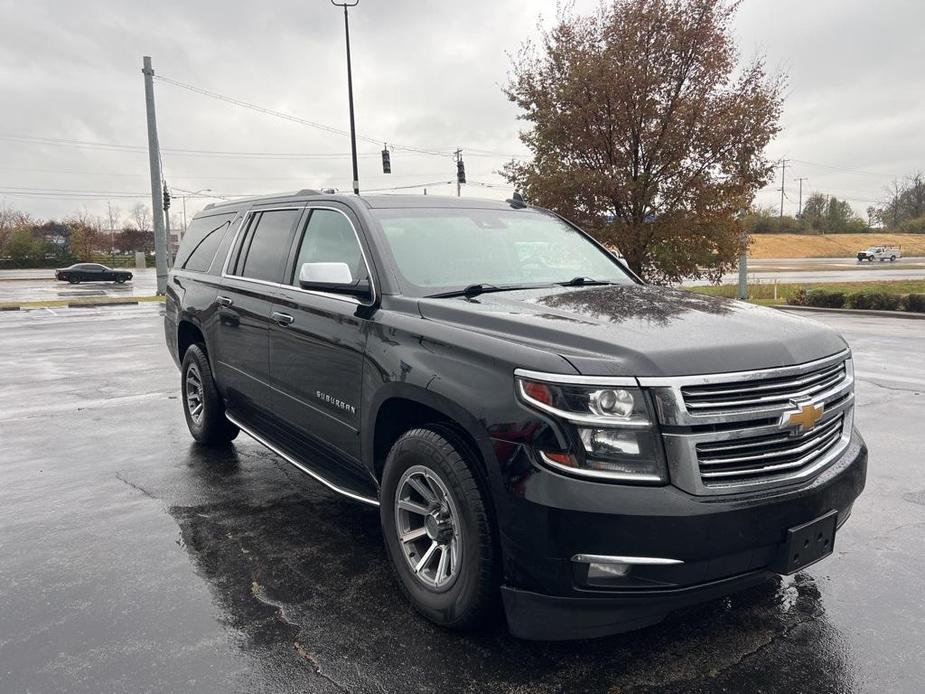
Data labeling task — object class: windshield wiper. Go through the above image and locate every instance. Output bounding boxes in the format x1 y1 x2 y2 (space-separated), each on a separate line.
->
558 276 615 287
428 283 529 299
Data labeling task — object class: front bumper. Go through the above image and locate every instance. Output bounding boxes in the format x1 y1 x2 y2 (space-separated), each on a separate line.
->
494 429 867 640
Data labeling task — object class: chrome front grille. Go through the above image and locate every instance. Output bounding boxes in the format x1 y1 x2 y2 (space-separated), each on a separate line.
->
696 413 844 487
681 360 846 414
640 350 855 495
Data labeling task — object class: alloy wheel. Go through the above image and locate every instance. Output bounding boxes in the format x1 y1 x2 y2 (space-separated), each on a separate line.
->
393 464 461 592
185 363 205 424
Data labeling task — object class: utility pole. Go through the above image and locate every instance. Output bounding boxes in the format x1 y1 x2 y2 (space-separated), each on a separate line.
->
778 159 789 222
795 177 808 217
737 229 748 300
142 56 168 295
332 0 360 195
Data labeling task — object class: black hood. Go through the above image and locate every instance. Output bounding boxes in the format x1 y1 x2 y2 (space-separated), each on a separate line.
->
416 284 847 377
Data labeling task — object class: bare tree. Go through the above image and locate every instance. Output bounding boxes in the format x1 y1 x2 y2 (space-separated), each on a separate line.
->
129 203 151 232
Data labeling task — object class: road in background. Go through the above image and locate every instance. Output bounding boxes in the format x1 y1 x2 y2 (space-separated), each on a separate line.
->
0 267 157 303
3 256 925 303
0 305 922 692
684 256 925 286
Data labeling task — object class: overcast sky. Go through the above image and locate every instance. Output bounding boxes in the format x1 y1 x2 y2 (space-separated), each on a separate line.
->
1 0 923 226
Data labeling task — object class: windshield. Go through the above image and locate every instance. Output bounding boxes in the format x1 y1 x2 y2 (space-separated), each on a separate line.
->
371 207 635 297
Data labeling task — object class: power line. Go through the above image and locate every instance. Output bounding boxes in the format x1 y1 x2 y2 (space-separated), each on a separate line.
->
363 180 455 192
154 74 454 157
0 134 384 160
789 158 902 179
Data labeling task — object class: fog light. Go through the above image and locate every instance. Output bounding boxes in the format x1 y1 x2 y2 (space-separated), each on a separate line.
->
588 561 632 579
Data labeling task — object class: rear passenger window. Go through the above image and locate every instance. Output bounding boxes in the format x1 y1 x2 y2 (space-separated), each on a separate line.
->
238 209 300 283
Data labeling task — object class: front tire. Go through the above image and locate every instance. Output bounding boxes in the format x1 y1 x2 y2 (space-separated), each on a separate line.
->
181 343 239 445
69 276 80 284
380 426 499 631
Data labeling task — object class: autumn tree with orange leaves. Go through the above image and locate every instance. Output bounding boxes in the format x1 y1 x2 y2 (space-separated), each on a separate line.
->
504 0 784 283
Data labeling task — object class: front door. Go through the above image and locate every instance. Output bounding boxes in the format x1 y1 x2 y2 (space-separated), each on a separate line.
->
269 206 373 464
210 206 303 416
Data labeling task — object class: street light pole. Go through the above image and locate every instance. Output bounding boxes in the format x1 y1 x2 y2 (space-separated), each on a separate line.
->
332 0 360 195
181 188 211 239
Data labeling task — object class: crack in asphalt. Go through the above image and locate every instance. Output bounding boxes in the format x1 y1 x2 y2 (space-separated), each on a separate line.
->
250 581 352 693
114 471 159 501
684 610 823 689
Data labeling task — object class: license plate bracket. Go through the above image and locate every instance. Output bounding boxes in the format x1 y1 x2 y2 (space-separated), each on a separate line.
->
774 510 838 574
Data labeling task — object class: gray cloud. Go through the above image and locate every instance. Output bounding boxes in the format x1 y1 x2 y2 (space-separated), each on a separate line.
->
1 0 922 224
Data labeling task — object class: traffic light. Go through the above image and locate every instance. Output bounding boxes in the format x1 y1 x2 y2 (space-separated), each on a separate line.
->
162 185 171 211
456 156 466 184
381 147 391 174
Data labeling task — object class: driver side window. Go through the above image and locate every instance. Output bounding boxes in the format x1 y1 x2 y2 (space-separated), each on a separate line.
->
291 209 366 286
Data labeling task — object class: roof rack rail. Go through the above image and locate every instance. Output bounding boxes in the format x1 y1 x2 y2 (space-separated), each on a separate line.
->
203 202 215 210
296 188 322 196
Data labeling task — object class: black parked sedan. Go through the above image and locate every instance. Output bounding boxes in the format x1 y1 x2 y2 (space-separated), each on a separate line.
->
55 263 133 284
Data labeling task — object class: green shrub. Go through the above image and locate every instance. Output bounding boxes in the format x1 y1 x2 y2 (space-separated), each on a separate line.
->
904 293 925 313
845 292 902 311
898 215 925 234
787 287 808 306
805 290 845 308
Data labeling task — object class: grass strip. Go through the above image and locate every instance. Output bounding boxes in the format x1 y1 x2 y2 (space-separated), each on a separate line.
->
0 295 164 310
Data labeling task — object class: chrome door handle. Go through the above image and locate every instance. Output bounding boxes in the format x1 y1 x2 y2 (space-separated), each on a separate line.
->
272 311 294 327
217 295 234 307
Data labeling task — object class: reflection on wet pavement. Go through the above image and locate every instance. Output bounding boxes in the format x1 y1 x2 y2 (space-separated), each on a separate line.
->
1 304 923 692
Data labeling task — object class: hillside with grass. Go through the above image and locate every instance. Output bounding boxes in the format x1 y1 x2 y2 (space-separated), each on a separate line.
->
748 234 925 258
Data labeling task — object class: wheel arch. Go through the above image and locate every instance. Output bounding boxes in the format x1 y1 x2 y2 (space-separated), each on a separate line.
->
177 317 207 363
366 384 494 488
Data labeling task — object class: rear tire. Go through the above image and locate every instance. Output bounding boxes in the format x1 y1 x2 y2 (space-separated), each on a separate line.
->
181 343 239 445
380 426 499 631
890 255 897 262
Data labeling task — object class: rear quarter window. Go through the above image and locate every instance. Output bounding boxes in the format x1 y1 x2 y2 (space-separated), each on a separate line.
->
176 213 237 272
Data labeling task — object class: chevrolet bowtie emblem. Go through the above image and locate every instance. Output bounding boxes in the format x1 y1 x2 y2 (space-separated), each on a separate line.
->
780 401 825 434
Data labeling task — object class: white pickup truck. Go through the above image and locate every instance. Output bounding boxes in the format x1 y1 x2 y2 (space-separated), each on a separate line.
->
857 245 902 262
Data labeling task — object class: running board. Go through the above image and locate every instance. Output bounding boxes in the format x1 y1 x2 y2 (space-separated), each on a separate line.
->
226 413 380 507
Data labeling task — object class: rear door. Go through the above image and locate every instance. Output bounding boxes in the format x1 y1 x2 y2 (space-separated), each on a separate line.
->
211 205 304 416
268 205 374 464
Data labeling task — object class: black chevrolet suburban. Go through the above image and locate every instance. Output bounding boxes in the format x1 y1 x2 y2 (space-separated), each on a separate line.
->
164 191 866 640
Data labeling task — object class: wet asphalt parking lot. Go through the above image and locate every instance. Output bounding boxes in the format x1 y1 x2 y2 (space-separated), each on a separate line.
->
1 304 924 693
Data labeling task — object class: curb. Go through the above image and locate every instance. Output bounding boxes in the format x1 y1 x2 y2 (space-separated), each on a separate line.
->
774 305 925 320
0 297 160 312
68 301 140 309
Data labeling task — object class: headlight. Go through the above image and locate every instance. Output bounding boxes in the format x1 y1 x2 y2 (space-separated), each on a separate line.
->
515 372 667 484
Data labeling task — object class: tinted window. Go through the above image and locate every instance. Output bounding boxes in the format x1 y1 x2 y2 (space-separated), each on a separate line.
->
176 212 236 270
239 209 300 282
290 209 366 285
183 221 232 272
